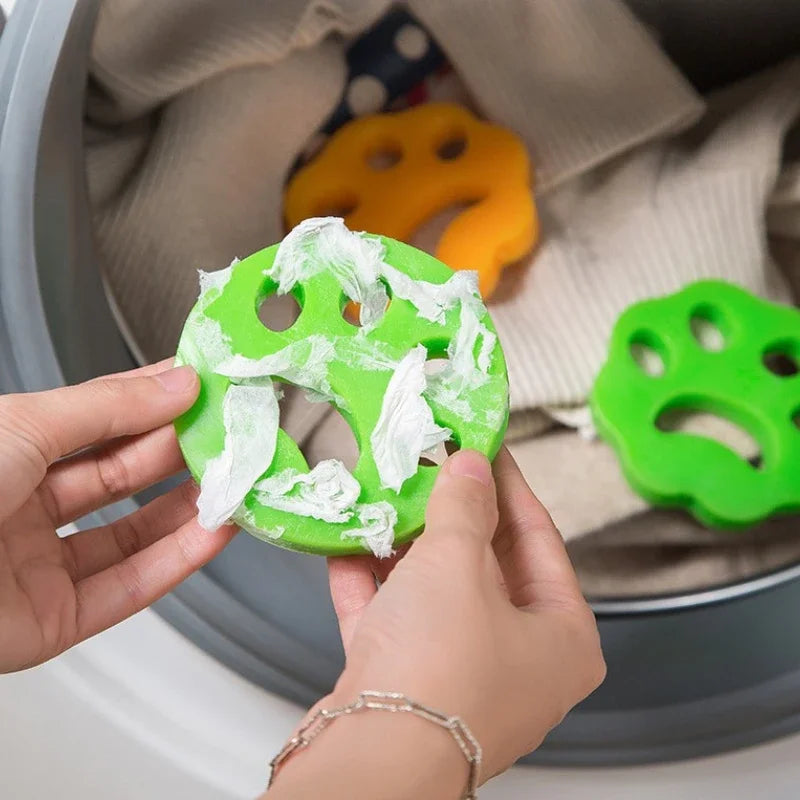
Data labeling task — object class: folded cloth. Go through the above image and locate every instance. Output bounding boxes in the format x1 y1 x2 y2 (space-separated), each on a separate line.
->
87 0 391 363
88 0 389 123
508 431 645 542
493 58 800 411
88 0 702 364
91 45 349 364
504 409 556 443
569 510 800 598
507 413 762 543
407 0 703 192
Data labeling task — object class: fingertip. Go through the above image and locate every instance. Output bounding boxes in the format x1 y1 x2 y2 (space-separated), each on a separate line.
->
441 449 493 487
491 445 520 479
185 517 238 561
327 555 378 651
425 450 498 546
154 365 199 395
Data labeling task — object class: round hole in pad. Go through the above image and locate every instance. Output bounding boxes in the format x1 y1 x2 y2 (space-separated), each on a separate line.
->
174 218 509 557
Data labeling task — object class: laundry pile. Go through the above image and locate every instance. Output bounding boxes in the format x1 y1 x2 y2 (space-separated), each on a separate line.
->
84 0 800 597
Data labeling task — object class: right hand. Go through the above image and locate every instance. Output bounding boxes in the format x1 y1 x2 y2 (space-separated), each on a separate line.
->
327 446 606 781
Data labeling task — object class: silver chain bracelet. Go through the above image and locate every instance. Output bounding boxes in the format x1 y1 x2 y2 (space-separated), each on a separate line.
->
268 690 482 798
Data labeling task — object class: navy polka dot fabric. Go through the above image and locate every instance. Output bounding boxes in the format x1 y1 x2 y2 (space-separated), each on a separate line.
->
322 8 446 135
292 9 448 171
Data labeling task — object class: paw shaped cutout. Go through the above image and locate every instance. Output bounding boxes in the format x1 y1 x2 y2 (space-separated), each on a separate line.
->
590 280 800 528
284 103 538 298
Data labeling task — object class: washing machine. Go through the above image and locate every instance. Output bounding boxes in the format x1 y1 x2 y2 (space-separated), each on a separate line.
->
2 0 800 797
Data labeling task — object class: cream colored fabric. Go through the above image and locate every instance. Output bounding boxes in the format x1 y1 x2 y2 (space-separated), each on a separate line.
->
88 0 389 123
507 414 760 543
508 432 645 542
570 512 800 598
502 60 800 556
88 0 702 365
504 409 555 443
492 58 800 410
87 0 391 362
91 46 346 363
407 0 703 192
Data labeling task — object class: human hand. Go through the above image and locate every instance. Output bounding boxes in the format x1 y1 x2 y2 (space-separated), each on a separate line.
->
0 360 236 672
322 447 605 785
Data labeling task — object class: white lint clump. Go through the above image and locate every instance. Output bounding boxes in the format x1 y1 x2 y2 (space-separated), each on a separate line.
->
380 264 479 324
238 507 285 540
425 301 498 423
334 336 399 372
253 459 361 524
184 314 234 373
254 461 399 557
371 345 451 492
342 501 398 558
184 262 241 371
216 335 342 405
269 217 389 332
197 381 280 531
198 257 239 307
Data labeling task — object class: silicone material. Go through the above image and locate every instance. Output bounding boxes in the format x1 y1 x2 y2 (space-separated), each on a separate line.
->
284 103 537 298
591 280 800 528
175 236 509 555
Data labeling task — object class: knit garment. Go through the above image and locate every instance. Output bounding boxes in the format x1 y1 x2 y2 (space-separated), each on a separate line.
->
87 0 390 363
87 0 703 366
407 0 703 192
491 58 800 410
569 510 800 599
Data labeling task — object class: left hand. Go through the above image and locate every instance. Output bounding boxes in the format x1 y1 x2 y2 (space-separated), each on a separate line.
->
0 360 236 672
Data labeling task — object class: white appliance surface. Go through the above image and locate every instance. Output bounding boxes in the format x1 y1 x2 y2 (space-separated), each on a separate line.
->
1 607 799 800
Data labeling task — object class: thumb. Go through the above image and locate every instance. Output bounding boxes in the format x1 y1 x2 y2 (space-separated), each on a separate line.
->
422 449 499 548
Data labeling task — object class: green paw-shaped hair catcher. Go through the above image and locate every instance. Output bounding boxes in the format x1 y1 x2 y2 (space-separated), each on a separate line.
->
175 218 509 556
591 280 800 528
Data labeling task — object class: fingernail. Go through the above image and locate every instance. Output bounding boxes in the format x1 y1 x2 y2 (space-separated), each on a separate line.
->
445 450 492 486
156 365 197 393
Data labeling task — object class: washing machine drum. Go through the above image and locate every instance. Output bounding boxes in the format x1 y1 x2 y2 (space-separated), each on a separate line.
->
2 0 800 767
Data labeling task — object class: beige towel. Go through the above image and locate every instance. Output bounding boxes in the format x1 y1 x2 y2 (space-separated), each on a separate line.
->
88 0 391 362
570 511 800 598
92 46 347 364
88 0 389 123
407 0 703 192
500 60 800 570
492 58 800 411
87 0 703 364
